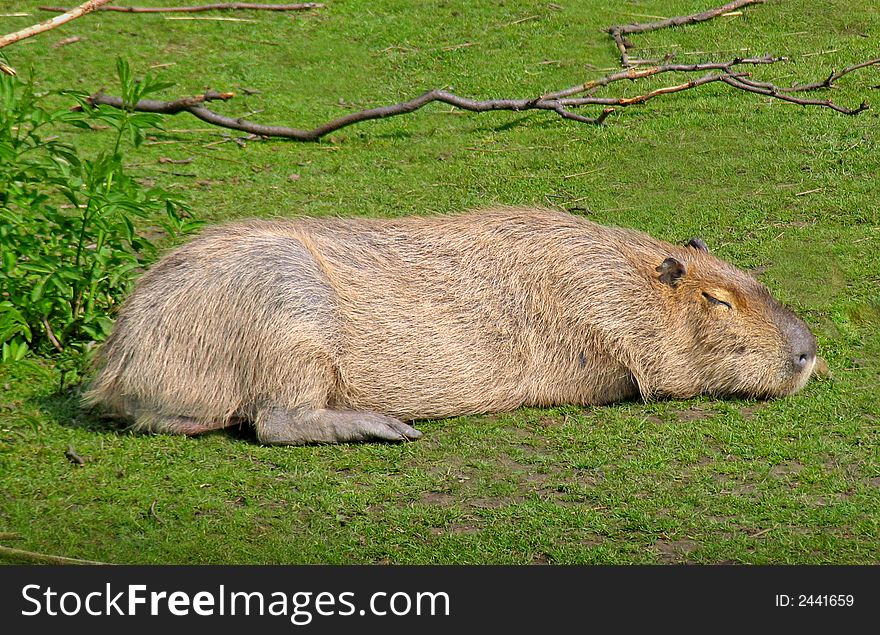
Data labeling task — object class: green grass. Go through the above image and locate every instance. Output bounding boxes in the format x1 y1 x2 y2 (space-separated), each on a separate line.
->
1 0 878 564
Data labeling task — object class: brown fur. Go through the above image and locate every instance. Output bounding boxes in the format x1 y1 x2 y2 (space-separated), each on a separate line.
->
84 207 817 444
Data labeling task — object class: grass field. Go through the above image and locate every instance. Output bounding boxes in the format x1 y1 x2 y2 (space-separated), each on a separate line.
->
0 0 878 564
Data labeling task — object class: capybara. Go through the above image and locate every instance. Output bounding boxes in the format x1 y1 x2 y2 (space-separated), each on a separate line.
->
84 207 817 445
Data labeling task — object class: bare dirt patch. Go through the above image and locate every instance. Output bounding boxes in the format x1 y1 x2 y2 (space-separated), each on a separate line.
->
806 491 853 506
770 460 805 478
450 523 480 534
738 403 767 420
537 416 562 428
581 535 605 547
674 405 717 423
733 483 757 495
421 492 455 505
470 497 522 509
494 453 536 474
654 538 700 563
522 472 551 488
430 523 480 536
715 477 758 497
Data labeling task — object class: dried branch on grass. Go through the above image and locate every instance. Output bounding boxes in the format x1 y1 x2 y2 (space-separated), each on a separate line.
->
608 0 766 67
84 54 877 142
0 0 111 58
38 3 324 12
85 89 617 141
0 544 109 565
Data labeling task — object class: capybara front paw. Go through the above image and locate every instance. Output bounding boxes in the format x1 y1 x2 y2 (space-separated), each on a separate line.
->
351 413 423 442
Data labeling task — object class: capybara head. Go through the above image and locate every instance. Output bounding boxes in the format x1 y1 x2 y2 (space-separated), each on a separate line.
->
637 237 817 400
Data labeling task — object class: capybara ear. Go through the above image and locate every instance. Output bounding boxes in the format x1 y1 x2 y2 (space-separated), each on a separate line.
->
656 257 686 287
685 237 709 253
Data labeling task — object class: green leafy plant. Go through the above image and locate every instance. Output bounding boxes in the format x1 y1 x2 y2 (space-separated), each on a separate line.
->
0 59 201 382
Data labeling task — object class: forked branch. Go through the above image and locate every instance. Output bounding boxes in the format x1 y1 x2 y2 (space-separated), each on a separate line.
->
607 0 766 67
82 53 876 141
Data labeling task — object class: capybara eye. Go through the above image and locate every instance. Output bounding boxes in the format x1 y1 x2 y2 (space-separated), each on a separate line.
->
702 292 732 309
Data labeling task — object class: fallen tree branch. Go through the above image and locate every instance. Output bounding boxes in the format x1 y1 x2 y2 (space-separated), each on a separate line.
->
38 3 324 12
84 58 874 141
0 0 112 50
608 0 765 67
86 89 617 141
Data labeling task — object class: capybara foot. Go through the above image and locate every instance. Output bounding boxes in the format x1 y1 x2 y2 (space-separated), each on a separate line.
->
256 406 422 445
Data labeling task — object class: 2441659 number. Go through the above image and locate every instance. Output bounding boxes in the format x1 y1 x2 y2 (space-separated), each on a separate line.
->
775 594 854 607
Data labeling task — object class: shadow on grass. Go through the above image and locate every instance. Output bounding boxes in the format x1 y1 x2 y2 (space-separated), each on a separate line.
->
32 386 259 443
35 387 425 447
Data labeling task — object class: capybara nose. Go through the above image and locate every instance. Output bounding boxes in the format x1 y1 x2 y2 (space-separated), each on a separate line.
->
786 318 817 373
794 350 815 370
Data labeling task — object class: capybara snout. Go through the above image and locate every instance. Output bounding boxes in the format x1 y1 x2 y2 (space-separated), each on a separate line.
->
782 313 818 374
85 207 817 445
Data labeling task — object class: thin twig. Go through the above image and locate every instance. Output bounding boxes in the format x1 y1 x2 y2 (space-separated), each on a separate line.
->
496 15 539 28
608 0 766 67
149 500 164 524
0 544 110 565
38 3 324 13
41 316 64 352
158 156 195 164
